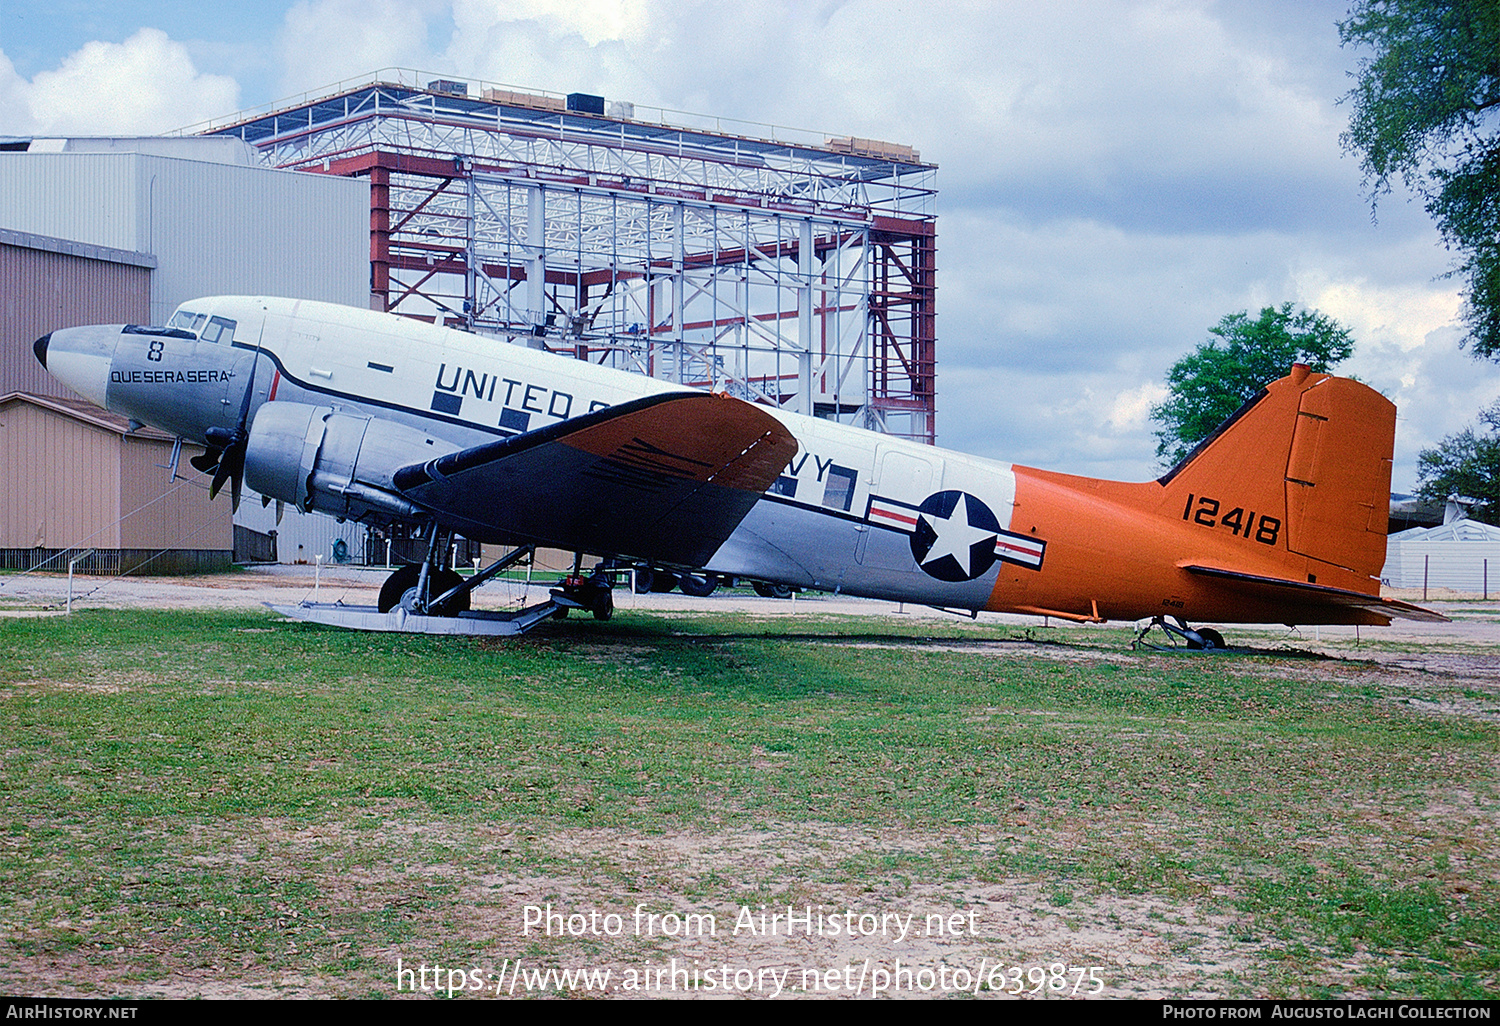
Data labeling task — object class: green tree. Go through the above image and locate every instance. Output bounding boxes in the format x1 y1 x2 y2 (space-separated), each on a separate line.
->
1416 400 1500 522
1340 0 1500 357
1151 304 1355 468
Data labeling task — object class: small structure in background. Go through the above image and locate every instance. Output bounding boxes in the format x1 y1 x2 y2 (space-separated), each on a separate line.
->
1383 508 1500 598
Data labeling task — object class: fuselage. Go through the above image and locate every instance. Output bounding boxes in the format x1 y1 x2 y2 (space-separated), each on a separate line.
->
36 295 1393 625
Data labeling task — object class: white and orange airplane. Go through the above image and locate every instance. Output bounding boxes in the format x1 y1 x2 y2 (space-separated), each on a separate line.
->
34 296 1444 641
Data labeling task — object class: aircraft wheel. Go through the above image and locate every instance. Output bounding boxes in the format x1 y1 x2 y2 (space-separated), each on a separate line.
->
378 564 421 613
1198 627 1226 650
632 566 655 594
649 572 678 593
552 606 569 619
752 581 794 599
677 573 718 598
377 564 470 614
591 586 614 621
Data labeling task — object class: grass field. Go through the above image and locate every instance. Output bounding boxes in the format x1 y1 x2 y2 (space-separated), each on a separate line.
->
0 607 1495 999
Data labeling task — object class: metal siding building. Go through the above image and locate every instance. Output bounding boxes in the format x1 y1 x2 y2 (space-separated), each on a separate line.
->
0 229 154 399
0 393 233 573
1382 519 1500 595
0 140 369 571
0 148 369 322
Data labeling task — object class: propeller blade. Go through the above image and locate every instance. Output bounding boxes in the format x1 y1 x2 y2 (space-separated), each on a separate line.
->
220 440 247 513
189 448 222 474
274 500 284 525
202 345 263 511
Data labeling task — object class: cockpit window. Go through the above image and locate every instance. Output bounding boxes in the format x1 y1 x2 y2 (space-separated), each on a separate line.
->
199 316 237 344
167 310 237 343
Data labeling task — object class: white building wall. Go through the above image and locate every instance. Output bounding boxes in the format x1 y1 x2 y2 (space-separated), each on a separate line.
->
1382 541 1500 592
0 153 142 252
1381 521 1500 593
132 154 368 323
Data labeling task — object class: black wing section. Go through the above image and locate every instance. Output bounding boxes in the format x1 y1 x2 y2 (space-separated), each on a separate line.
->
1183 565 1449 624
393 391 799 567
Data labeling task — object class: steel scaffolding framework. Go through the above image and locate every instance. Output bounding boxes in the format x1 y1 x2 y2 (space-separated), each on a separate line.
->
200 72 938 440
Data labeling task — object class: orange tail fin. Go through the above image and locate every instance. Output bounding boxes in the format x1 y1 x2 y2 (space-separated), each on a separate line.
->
1155 364 1395 588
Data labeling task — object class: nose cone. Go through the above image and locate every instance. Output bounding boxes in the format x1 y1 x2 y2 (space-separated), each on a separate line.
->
38 325 119 409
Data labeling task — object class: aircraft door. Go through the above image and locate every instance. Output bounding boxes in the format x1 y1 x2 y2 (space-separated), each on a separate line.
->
856 446 942 570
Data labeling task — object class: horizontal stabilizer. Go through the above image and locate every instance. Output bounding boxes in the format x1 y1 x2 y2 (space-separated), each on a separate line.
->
392 391 798 567
1182 565 1449 624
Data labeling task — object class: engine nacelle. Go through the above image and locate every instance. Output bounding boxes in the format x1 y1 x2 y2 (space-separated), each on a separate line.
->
243 402 452 522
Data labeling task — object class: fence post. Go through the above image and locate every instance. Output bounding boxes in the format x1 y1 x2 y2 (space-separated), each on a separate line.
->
1423 553 1429 602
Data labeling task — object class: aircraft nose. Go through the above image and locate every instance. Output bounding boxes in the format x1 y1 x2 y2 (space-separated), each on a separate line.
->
38 324 119 409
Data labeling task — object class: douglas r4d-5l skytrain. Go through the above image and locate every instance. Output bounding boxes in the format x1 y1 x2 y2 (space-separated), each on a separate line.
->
34 296 1445 642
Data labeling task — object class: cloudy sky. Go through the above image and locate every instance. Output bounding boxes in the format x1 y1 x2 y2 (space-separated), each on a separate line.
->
3 0 1496 489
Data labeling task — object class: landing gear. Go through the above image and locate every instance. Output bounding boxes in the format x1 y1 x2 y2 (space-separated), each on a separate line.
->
279 535 564 635
377 563 421 613
1194 627 1226 650
375 525 505 615
377 565 472 615
1132 616 1228 651
550 569 615 621
752 581 794 599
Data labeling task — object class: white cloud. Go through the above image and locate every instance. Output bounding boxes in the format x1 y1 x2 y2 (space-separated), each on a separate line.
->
1107 380 1170 432
451 0 652 48
1 28 239 136
277 0 444 96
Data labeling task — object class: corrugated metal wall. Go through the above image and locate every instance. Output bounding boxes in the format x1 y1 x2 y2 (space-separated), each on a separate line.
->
234 492 366 565
0 154 141 250
137 156 369 323
0 151 368 324
0 398 122 549
1 144 368 568
0 242 150 398
118 436 232 551
0 397 233 569
1382 542 1500 592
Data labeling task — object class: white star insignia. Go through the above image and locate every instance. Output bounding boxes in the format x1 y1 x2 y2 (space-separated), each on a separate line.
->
918 493 998 578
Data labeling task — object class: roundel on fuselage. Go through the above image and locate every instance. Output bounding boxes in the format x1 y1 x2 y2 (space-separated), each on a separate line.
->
910 490 1001 582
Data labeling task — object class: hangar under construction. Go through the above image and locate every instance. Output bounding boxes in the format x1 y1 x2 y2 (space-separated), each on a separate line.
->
198 72 938 443
1 71 937 573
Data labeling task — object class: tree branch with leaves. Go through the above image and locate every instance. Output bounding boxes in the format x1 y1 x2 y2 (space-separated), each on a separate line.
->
1151 304 1355 468
1340 0 1500 357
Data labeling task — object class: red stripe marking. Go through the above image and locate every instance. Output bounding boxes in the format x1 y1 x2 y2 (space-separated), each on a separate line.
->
995 539 1042 556
268 370 281 401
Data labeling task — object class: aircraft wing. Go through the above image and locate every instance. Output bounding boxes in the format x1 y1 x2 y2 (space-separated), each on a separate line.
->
1182 565 1450 624
391 391 798 567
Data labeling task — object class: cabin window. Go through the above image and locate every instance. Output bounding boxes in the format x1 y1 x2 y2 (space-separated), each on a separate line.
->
821 465 858 512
